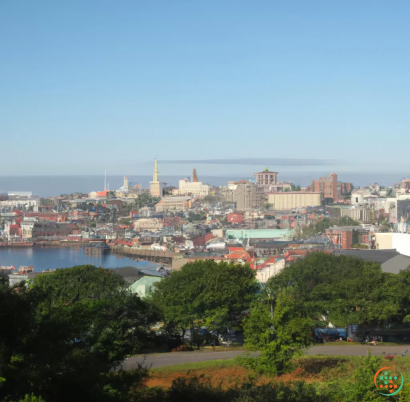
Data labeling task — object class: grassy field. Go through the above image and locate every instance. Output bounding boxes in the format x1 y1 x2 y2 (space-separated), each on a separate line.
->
148 357 248 388
148 354 410 389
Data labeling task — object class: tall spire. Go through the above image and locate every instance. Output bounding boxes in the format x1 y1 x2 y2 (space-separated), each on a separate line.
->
193 168 198 182
153 158 158 183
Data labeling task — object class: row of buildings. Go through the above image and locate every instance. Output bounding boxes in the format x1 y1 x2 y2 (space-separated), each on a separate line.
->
4 160 410 289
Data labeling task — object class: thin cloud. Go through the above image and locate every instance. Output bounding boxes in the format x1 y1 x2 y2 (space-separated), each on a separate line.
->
158 158 341 166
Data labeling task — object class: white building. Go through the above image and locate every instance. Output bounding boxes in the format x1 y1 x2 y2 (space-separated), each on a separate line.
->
20 220 36 239
255 259 286 283
0 199 39 211
173 178 210 197
375 233 410 256
134 218 163 232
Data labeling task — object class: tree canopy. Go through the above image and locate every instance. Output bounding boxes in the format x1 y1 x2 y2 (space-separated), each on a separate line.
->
149 260 260 338
134 193 161 209
297 216 360 239
243 252 410 373
0 265 153 402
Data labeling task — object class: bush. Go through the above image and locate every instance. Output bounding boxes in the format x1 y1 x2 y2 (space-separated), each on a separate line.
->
132 376 330 402
171 345 194 352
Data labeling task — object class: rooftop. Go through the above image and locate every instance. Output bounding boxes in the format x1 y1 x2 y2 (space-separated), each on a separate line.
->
255 168 278 174
335 249 399 264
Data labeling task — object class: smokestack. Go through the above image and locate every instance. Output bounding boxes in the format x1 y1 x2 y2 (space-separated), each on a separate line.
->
193 168 198 182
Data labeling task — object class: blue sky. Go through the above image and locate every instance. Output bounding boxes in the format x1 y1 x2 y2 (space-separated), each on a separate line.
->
2 0 410 182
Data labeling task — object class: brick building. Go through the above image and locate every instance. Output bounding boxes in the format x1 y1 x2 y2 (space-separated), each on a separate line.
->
23 212 68 222
163 216 183 227
254 168 278 186
192 233 215 248
325 226 354 249
308 173 352 203
309 173 338 203
32 222 79 238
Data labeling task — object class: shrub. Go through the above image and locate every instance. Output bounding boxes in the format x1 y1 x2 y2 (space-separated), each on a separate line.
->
171 345 194 352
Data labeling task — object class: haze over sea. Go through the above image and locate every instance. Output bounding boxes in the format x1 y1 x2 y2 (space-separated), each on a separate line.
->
0 173 407 197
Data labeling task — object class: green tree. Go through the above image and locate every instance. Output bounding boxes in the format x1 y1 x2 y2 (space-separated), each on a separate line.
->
262 202 273 210
243 252 410 374
187 212 207 222
299 216 360 239
290 184 301 191
149 261 260 341
243 298 273 350
107 191 116 199
134 193 160 209
243 288 317 374
0 265 153 402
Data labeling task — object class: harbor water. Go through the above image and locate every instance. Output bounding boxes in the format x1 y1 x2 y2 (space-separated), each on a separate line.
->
0 247 161 273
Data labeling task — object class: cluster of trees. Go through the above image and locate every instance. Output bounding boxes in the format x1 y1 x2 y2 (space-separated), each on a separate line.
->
295 216 360 240
0 265 154 402
187 212 207 222
39 198 54 206
4 255 410 401
133 194 161 209
203 194 225 204
115 194 160 221
289 184 301 191
0 261 261 401
243 252 410 374
149 261 260 343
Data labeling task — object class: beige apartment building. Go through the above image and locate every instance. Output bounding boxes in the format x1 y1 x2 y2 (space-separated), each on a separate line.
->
234 182 265 210
155 196 192 212
133 218 163 232
268 192 321 210
172 178 210 196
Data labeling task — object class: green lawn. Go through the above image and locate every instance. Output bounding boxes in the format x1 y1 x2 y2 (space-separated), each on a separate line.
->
151 357 240 373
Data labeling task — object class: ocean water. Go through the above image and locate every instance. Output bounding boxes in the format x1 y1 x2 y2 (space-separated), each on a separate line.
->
0 175 250 197
0 247 161 272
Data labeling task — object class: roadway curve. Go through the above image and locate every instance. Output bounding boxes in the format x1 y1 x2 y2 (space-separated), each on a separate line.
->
123 345 410 370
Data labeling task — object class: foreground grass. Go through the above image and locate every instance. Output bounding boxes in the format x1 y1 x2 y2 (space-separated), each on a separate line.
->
151 357 240 373
148 353 410 389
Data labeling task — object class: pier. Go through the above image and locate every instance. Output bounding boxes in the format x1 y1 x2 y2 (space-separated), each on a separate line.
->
108 246 178 266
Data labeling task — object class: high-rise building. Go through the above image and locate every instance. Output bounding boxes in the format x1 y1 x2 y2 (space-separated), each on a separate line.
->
254 168 278 186
149 159 164 197
233 182 265 210
309 173 338 202
308 173 352 203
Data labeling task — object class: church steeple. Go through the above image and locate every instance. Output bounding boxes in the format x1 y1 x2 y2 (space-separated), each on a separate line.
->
153 158 158 183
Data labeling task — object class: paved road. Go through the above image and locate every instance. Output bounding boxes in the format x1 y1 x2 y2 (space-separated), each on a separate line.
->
122 350 259 370
122 345 410 370
306 345 410 356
